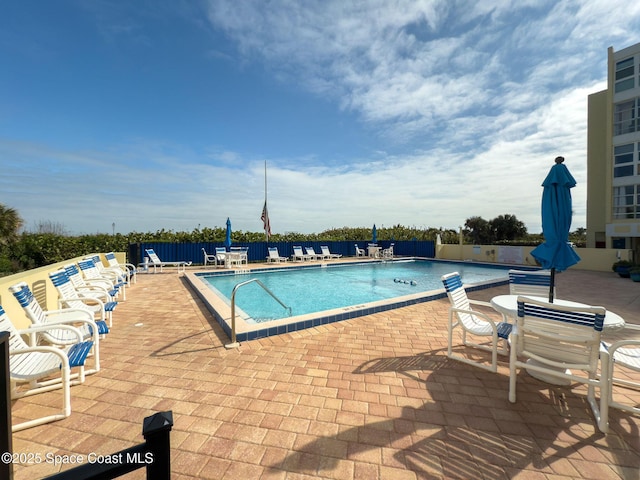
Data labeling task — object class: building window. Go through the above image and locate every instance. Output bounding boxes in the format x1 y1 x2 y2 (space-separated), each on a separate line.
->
614 99 636 135
615 57 635 93
613 185 639 219
614 143 635 177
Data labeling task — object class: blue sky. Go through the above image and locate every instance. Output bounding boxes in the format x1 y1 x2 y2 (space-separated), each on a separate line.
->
2 1 640 235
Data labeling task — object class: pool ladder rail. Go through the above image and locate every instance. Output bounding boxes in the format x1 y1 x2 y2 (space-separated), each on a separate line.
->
226 278 292 349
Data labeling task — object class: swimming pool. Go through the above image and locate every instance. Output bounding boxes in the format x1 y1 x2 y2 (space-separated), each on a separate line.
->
185 258 512 343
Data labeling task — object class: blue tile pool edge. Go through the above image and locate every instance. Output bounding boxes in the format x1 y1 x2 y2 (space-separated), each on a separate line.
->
184 258 512 343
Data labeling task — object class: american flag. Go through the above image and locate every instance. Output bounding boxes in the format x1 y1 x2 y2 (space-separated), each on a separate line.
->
261 201 271 240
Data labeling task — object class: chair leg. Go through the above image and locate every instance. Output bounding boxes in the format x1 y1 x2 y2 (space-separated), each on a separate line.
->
508 333 518 403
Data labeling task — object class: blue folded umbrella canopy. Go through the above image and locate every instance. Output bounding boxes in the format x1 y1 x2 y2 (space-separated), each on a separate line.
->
225 217 232 249
530 157 581 301
372 224 377 244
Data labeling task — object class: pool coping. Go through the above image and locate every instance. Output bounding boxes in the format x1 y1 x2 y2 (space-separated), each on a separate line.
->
184 257 514 344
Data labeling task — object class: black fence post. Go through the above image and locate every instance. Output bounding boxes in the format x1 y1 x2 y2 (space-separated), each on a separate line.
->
143 411 173 480
0 331 13 480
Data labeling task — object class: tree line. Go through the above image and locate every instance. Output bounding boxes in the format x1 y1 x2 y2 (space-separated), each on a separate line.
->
0 204 585 275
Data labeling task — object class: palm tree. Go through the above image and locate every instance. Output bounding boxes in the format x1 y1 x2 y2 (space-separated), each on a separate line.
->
0 204 23 246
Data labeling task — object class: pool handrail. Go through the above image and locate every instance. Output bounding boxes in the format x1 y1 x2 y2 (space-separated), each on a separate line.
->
227 278 291 349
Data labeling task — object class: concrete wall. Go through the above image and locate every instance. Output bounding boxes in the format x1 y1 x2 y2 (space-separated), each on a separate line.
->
435 244 632 272
0 252 125 330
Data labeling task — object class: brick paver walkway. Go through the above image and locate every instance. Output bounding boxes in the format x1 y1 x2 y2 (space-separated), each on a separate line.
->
9 266 640 479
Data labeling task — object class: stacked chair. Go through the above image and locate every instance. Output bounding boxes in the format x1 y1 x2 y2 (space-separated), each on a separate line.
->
4 253 138 431
1 305 93 431
49 268 118 327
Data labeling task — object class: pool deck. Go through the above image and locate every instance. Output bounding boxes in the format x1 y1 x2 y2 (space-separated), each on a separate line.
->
9 262 640 479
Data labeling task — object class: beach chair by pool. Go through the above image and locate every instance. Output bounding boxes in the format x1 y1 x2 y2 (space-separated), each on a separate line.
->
144 248 192 273
10 282 103 375
508 270 554 297
202 248 218 266
321 246 342 259
382 243 394 259
354 244 365 257
64 263 119 301
105 251 137 284
78 258 126 300
604 323 640 416
292 246 312 262
510 296 610 433
49 269 117 327
305 246 328 260
441 272 512 373
85 254 130 287
0 305 93 431
267 247 288 262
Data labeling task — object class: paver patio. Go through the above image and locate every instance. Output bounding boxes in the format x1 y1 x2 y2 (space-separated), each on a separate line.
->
8 264 640 479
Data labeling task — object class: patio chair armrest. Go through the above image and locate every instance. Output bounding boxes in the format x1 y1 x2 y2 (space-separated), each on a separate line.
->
468 299 493 308
18 324 84 345
59 296 105 308
45 308 94 321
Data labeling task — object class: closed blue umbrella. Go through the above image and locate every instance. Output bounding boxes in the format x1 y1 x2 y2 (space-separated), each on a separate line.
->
372 224 377 244
225 218 232 249
530 157 580 302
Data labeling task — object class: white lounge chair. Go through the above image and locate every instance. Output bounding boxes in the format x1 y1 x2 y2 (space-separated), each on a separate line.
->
321 246 342 259
0 305 93 431
267 247 288 262
10 282 102 375
49 269 117 327
441 272 512 373
105 252 137 284
144 248 192 273
354 244 365 257
305 246 327 260
509 296 610 433
292 246 312 262
604 324 640 416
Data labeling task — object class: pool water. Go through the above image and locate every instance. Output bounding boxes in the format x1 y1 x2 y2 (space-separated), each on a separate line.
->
201 260 509 324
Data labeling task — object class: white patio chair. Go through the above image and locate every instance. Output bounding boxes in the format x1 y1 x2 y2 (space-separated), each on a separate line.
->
64 263 119 301
354 244 365 257
85 254 129 287
49 269 117 327
105 251 137 284
321 246 342 259
10 282 102 375
1 305 93 431
78 258 126 300
604 324 640 416
267 247 288 262
508 269 554 297
382 243 394 259
202 248 218 266
509 296 610 433
441 272 512 372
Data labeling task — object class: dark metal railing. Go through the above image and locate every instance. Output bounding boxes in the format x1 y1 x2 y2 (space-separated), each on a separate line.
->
45 411 173 480
1 331 13 480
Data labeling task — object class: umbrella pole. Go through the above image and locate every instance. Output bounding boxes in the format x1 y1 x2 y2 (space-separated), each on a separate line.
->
549 268 555 303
